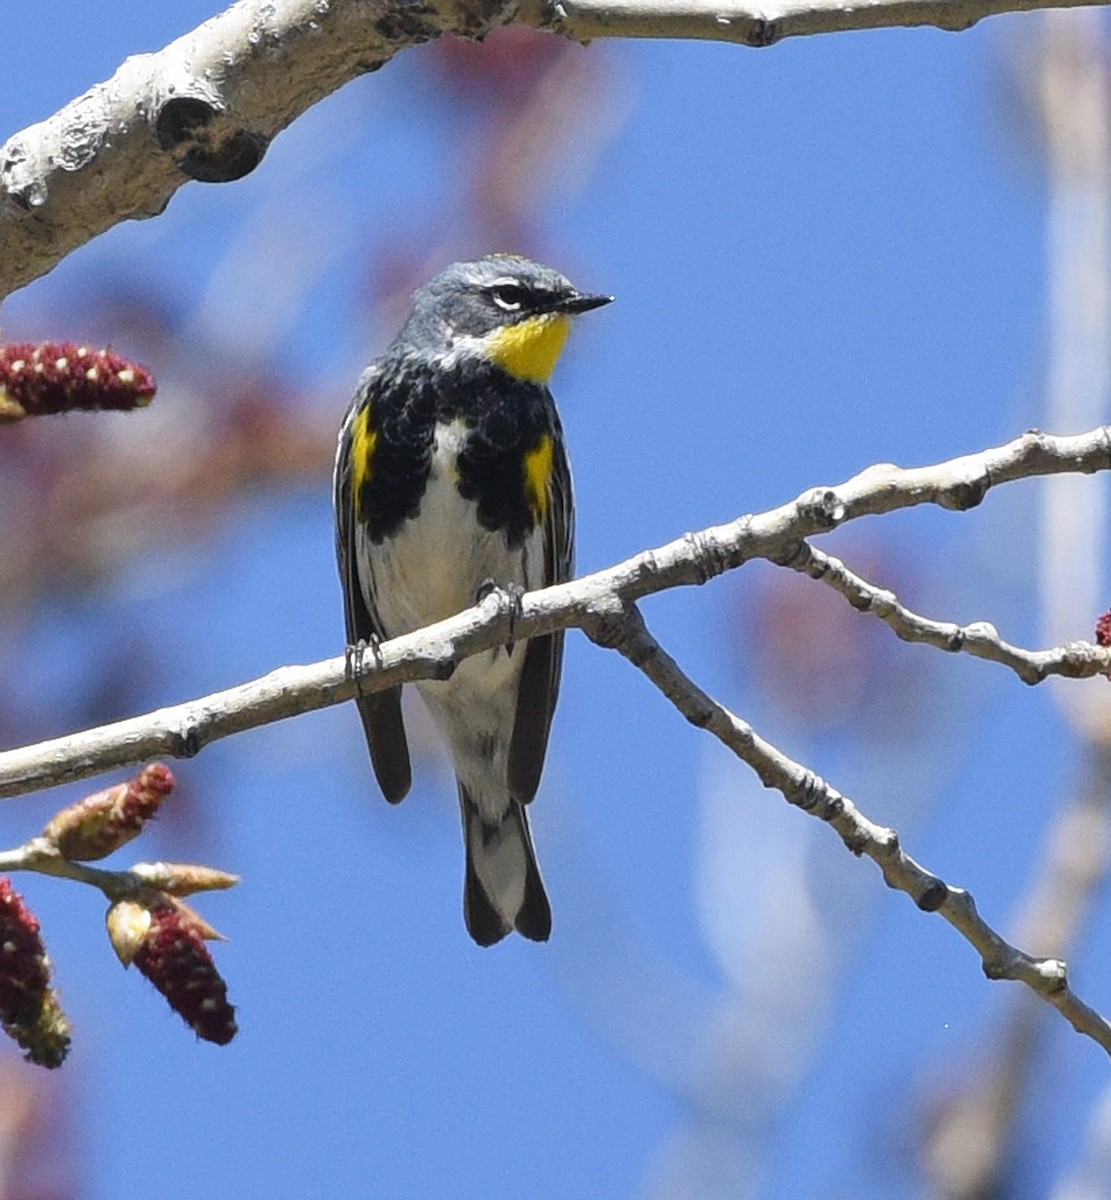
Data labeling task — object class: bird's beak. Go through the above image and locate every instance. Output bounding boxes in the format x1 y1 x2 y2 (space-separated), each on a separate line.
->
558 292 614 315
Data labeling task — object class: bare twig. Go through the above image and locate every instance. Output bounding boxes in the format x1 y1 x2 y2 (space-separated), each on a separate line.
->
0 840 159 899
925 745 1111 1198
582 597 1111 1058
0 839 237 904
788 541 1095 685
515 0 1108 45
2 426 1111 798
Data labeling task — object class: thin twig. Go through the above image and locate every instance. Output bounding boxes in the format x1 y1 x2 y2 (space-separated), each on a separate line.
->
582 596 1111 1059
0 839 157 900
788 541 1101 684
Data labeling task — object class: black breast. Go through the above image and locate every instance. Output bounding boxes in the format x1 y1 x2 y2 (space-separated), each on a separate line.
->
357 354 556 548
454 362 554 548
356 357 437 544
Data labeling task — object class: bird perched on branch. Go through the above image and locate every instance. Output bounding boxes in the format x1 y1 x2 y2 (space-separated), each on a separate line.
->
334 254 611 945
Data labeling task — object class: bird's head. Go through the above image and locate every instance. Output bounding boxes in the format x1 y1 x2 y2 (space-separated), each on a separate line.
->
401 254 612 383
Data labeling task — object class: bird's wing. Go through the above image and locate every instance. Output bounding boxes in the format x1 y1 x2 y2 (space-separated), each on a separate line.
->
507 418 574 804
334 373 412 803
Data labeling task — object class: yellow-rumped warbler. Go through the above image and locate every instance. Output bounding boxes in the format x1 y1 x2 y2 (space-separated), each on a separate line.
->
334 255 611 945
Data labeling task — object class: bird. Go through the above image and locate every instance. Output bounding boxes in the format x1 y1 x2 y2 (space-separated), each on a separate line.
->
334 254 612 945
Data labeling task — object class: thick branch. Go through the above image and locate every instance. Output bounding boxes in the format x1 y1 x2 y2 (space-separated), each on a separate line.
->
0 0 512 299
2 427 1111 798
5 0 1111 296
584 597 1111 1058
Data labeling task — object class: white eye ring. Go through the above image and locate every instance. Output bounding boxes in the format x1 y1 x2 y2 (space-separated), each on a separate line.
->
491 283 526 312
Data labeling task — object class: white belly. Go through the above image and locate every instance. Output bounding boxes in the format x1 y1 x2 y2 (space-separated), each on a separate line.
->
354 419 545 819
356 418 543 639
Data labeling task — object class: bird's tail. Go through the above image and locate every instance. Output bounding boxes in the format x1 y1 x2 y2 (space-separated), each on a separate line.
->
459 785 551 947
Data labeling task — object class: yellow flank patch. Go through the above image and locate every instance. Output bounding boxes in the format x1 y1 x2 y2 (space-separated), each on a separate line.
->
351 405 377 520
487 314 571 383
523 433 554 524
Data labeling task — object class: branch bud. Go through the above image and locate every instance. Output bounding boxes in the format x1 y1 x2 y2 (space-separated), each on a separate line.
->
0 879 70 1068
105 899 153 967
112 900 236 1045
0 342 156 421
44 763 175 861
129 862 240 896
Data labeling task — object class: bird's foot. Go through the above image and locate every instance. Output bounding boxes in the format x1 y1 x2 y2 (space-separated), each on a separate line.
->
345 635 384 697
476 579 525 656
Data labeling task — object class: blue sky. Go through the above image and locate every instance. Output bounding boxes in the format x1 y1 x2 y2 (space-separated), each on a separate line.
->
0 4 1102 1198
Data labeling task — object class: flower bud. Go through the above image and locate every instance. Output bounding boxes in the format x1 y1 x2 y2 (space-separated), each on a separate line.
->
0 879 70 1068
105 899 153 968
129 862 240 897
16 991 72 1071
1096 611 1111 679
127 903 236 1045
0 342 155 421
44 763 174 861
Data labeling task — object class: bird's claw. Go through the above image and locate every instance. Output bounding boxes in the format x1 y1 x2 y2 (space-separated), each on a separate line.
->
476 580 525 656
346 635 384 698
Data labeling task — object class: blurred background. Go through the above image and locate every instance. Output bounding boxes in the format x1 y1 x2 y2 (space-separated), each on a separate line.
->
0 3 1108 1197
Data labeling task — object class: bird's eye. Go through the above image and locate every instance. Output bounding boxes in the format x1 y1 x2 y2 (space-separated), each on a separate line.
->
490 284 527 312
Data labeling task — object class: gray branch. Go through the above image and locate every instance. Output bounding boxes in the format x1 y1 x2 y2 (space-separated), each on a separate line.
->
789 540 1100 684
583 597 1111 1058
516 0 1104 45
0 0 511 299
3 0 1110 298
1 426 1110 1051
1 425 1110 799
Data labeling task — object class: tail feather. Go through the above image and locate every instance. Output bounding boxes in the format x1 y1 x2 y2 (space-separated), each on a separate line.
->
356 686 411 804
460 785 551 946
464 848 511 948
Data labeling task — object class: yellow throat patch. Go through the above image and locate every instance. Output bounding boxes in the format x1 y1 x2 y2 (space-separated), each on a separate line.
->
486 314 572 383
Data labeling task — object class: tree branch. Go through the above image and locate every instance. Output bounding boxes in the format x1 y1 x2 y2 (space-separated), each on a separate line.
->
515 0 1107 47
789 540 1094 685
0 0 512 299
1 426 1110 799
4 426 1111 1050
583 597 1111 1058
5 0 1111 298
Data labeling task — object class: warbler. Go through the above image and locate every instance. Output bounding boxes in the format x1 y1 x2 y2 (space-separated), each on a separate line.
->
334 254 611 945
